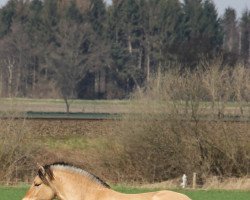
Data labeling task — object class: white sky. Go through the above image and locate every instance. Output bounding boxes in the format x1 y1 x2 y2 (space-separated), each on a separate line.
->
0 0 250 18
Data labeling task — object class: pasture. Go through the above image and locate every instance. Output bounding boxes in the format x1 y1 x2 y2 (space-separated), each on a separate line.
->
1 186 250 200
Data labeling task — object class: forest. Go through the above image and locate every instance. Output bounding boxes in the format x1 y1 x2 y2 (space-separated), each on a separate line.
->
0 0 249 100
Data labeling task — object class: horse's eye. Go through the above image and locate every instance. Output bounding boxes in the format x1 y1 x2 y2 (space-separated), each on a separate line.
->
34 183 42 187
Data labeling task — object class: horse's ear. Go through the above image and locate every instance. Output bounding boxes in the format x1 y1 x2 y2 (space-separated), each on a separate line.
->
37 163 46 176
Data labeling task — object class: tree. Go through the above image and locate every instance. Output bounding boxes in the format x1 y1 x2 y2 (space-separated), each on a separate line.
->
47 20 90 113
0 20 34 97
180 0 222 67
155 0 184 69
239 9 250 65
200 0 222 57
221 7 239 65
107 0 149 96
0 0 16 37
43 0 59 27
88 0 106 36
65 0 83 23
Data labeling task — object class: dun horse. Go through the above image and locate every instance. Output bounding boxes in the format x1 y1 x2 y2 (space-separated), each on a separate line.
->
23 162 191 200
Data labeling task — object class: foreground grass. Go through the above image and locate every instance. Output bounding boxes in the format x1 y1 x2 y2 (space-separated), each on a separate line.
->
0 186 27 200
114 186 250 200
2 186 250 200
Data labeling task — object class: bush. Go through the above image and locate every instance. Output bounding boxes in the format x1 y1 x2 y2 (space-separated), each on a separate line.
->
0 112 38 184
97 63 250 184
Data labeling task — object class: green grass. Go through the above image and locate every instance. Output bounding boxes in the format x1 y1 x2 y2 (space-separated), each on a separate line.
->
0 186 27 200
183 190 250 200
43 135 108 151
114 186 250 200
1 97 250 115
4 186 250 200
0 98 131 114
0 98 130 105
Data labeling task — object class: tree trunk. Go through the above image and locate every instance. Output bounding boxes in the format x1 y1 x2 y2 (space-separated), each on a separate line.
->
7 58 14 97
146 53 150 82
32 65 36 95
146 39 151 83
138 49 142 69
64 97 70 114
128 35 132 54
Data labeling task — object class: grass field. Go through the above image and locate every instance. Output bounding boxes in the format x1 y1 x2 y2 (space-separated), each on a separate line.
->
0 97 249 117
0 98 131 113
1 186 250 200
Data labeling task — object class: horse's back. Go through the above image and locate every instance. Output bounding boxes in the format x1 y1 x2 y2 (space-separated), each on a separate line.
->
152 190 191 200
112 190 191 200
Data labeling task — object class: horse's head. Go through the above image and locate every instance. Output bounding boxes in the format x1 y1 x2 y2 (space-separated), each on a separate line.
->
22 164 56 200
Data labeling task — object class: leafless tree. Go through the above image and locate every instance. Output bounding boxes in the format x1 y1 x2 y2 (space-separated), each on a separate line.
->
47 20 92 113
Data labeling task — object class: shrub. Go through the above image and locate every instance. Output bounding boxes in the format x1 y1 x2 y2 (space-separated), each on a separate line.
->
97 63 250 184
0 112 38 184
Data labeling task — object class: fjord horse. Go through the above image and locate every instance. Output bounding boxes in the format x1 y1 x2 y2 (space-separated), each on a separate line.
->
23 162 191 200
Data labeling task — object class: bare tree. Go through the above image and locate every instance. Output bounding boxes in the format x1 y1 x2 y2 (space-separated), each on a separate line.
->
47 20 93 113
0 20 37 98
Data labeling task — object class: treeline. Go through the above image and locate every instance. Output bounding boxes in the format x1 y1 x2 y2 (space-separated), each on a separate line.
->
0 0 249 99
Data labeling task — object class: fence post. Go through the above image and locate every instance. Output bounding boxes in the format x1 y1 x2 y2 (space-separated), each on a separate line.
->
15 166 18 183
192 172 197 189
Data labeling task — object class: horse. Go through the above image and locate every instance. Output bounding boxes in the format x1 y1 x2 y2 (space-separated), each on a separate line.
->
22 162 192 200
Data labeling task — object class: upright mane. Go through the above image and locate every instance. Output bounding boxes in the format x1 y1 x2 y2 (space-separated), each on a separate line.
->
42 162 110 189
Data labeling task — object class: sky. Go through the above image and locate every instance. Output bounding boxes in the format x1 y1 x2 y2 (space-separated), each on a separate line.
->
0 0 250 18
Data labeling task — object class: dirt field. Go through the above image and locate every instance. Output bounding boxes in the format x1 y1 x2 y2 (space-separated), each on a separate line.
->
25 118 119 136
1 117 248 136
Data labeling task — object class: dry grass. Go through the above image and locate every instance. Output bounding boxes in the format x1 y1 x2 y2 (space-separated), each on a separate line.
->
125 177 250 191
202 177 250 190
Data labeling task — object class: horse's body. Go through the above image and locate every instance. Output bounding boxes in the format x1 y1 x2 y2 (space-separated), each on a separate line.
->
23 162 191 200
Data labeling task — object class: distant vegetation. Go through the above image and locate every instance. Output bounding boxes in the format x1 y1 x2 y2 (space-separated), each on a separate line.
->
0 0 249 101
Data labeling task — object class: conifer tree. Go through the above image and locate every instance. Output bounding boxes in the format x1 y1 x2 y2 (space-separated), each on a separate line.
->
88 0 106 36
0 0 16 37
221 7 239 65
157 0 183 68
180 0 221 67
65 1 83 23
239 9 250 65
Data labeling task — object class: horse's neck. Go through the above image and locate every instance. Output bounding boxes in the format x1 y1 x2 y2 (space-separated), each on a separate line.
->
52 169 109 200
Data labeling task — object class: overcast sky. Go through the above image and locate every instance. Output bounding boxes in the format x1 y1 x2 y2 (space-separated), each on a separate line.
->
0 0 250 18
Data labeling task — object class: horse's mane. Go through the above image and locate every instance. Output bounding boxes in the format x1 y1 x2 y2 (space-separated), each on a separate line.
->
43 162 110 189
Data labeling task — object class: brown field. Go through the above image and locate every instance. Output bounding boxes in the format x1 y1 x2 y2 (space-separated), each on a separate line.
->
0 117 248 137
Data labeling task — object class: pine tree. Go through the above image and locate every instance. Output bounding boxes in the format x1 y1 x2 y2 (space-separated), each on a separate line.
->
221 7 239 65
107 0 145 95
43 0 60 28
201 0 222 56
157 0 184 68
65 1 83 23
88 0 106 36
180 0 222 67
0 0 16 37
239 9 250 65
